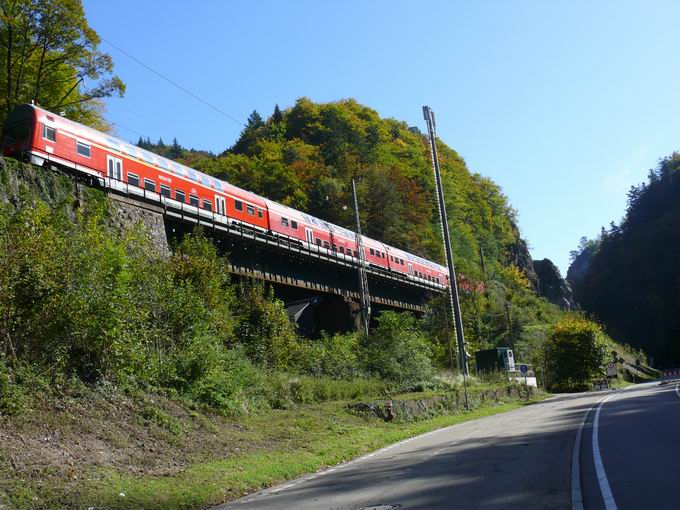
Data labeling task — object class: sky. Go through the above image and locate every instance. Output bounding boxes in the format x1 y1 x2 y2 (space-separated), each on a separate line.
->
83 0 680 274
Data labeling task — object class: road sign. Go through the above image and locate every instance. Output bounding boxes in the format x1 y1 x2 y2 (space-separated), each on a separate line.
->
519 364 528 374
606 362 617 377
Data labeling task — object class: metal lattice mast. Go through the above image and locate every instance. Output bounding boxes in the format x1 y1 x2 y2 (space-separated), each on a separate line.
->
422 106 469 376
352 178 371 336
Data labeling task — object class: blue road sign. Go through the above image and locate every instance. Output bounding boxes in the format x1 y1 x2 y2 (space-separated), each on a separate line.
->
519 364 528 374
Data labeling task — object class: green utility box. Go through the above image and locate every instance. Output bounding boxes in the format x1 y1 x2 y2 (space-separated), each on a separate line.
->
475 347 515 373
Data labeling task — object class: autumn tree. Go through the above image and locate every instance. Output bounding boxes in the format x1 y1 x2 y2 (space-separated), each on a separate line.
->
0 0 125 130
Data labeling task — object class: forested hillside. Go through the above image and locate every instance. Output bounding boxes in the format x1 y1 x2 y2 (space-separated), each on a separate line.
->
137 98 572 366
568 153 680 366
148 99 517 281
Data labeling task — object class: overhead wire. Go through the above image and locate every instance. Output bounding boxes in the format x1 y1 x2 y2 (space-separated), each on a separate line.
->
109 101 213 153
100 36 245 127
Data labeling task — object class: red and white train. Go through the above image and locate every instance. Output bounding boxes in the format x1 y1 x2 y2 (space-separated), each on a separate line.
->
1 104 448 287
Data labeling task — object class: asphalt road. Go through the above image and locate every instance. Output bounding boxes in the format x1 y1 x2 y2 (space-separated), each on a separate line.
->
218 382 679 510
578 381 680 510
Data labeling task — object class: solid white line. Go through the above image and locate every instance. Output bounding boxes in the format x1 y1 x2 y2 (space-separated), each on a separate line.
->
571 393 611 510
675 383 680 399
592 392 618 510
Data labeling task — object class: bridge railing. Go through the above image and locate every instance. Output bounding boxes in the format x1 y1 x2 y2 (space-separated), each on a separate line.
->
97 174 446 294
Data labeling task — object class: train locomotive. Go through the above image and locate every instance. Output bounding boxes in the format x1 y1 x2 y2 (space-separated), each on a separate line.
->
1 103 449 287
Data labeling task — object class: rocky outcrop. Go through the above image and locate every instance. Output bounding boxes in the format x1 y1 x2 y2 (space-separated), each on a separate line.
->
507 226 539 293
533 258 576 310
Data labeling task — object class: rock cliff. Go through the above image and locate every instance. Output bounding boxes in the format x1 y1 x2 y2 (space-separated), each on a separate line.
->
533 258 576 310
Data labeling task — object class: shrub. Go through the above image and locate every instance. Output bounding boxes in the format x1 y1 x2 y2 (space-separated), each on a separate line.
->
546 315 608 392
233 282 298 370
0 359 27 415
268 373 388 406
294 331 362 379
165 337 269 415
361 311 433 390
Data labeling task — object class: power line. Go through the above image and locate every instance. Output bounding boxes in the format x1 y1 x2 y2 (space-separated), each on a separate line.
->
101 37 245 127
109 101 213 152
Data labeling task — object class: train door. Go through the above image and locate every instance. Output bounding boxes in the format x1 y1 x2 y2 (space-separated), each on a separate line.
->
107 155 122 181
305 227 314 245
408 263 414 276
215 195 226 216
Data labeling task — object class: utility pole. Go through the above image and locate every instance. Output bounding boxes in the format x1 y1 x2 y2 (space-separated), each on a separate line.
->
352 178 371 336
505 302 515 351
422 106 469 377
479 246 487 278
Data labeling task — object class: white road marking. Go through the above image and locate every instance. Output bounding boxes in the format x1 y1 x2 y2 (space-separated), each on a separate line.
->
675 383 680 399
571 393 612 510
592 392 618 510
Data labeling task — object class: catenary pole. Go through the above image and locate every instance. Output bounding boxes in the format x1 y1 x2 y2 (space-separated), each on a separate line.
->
352 178 371 336
422 106 469 378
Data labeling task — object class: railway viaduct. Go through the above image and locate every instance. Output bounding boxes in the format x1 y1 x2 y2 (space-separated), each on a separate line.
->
103 177 446 336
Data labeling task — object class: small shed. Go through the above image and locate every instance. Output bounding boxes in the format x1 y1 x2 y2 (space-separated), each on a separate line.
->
475 347 515 373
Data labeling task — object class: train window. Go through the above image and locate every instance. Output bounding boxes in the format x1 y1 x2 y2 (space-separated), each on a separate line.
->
76 141 91 157
339 246 345 254
323 241 330 248
281 218 289 227
355 250 360 257
187 168 198 181
202 199 212 211
159 159 169 170
247 205 255 215
291 220 298 230
189 195 199 207
175 190 186 203
201 174 211 186
127 173 139 187
332 244 337 251
370 248 374 255
42 124 56 142
235 200 243 211
170 162 182 174
144 178 156 192
436 277 440 284
258 208 263 218
316 238 321 246
142 151 154 164
124 146 137 158
160 184 171 198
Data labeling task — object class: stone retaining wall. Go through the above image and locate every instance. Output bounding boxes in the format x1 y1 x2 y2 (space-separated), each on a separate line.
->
348 385 535 422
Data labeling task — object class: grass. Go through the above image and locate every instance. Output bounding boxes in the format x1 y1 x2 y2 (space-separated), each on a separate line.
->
75 399 542 509
1 387 547 510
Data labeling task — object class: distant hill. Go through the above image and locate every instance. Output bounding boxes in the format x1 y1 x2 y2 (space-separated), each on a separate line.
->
568 153 680 366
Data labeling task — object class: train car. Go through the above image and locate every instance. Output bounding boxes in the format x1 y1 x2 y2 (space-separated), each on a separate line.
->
326 222 358 259
2 104 449 289
265 198 333 248
404 251 448 286
1 103 269 231
361 237 390 270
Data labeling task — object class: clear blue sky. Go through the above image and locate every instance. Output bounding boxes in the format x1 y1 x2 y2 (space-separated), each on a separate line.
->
83 0 680 274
